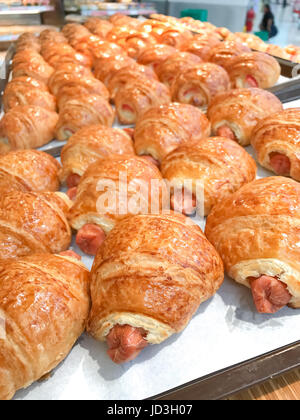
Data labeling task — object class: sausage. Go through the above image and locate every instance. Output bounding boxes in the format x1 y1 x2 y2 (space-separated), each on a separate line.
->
66 173 81 188
122 104 134 113
171 190 196 216
76 223 106 255
59 250 82 261
216 125 237 141
67 187 77 201
106 324 148 364
141 155 160 168
245 74 258 88
249 275 292 314
269 152 291 176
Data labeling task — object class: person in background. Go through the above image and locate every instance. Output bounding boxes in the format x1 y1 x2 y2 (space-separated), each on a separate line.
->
260 4 278 38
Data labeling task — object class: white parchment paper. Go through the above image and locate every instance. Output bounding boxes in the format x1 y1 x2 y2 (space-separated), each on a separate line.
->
13 99 300 400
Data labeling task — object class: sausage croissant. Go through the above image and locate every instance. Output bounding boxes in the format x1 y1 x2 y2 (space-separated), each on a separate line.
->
87 212 224 363
0 150 60 193
0 253 89 400
0 191 72 259
0 105 58 154
251 108 300 181
205 177 300 313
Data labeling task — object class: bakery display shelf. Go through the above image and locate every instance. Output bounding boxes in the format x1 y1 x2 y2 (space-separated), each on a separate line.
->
0 5 54 15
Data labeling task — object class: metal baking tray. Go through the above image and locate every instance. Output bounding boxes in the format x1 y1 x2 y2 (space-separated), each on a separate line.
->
1 41 300 401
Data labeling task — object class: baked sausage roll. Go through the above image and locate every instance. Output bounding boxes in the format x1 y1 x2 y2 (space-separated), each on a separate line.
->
48 63 93 96
109 13 140 28
61 23 91 46
84 17 113 38
87 212 224 363
0 252 89 400
107 64 158 100
161 136 256 216
12 50 54 85
137 44 176 71
251 108 300 181
205 177 300 313
226 32 266 51
16 32 41 53
0 191 72 259
94 54 135 86
40 41 92 69
0 105 58 154
60 124 135 188
68 156 166 256
208 41 251 68
157 27 193 49
207 88 283 146
156 52 202 87
3 78 56 113
39 29 67 44
264 44 291 60
171 63 230 109
134 103 210 164
0 150 60 193
223 52 280 89
55 94 115 141
115 78 170 125
180 33 221 61
118 31 157 59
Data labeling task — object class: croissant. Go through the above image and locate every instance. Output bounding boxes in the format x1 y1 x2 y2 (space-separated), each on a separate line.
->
161 136 256 216
180 33 221 61
3 78 56 113
55 94 115 141
12 50 54 85
0 150 60 193
0 105 58 154
109 13 140 28
39 29 67 44
74 36 124 61
115 78 170 125
84 17 113 38
264 44 291 60
0 190 72 259
134 103 211 164
0 252 90 400
106 25 136 45
223 52 280 89
251 108 300 181
48 63 93 96
61 23 91 46
171 63 230 109
207 88 283 146
87 212 224 363
156 52 202 87
117 31 157 59
40 41 92 69
16 32 41 53
107 64 158 100
205 177 300 313
60 124 135 187
68 156 166 255
226 32 266 51
137 44 177 70
208 40 251 68
94 54 136 86
157 27 193 48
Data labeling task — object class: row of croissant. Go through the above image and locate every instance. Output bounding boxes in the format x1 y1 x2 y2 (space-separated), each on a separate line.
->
0 14 299 400
151 13 300 63
0 13 287 152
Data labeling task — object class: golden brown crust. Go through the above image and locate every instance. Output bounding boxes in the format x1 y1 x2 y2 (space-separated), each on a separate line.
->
207 88 283 146
226 32 266 50
137 44 177 69
180 33 221 61
0 253 90 400
251 108 300 181
0 191 72 259
0 150 60 193
12 50 54 85
115 78 170 125
3 79 56 113
134 103 210 162
171 63 230 108
157 27 193 48
117 31 157 59
161 136 257 215
205 177 300 307
84 17 113 38
16 33 41 53
60 125 135 183
156 51 202 87
48 63 93 96
39 29 67 44
55 94 115 141
87 212 224 341
68 156 166 233
0 105 58 154
40 41 92 69
94 54 135 86
208 40 251 68
223 52 280 89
